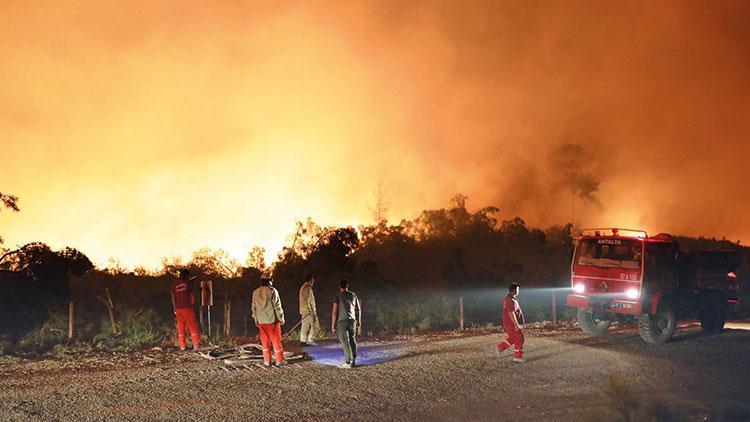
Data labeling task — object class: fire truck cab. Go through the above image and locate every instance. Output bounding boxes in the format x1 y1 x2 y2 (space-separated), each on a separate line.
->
566 228 741 344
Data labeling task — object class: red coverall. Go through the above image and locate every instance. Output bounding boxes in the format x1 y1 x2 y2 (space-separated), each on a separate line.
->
172 279 200 350
497 293 525 359
258 322 284 363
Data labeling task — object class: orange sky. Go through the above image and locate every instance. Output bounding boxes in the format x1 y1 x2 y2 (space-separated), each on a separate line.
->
1 1 749 269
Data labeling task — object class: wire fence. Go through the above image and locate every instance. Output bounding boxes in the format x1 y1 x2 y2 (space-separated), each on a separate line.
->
59 280 750 343
61 287 581 342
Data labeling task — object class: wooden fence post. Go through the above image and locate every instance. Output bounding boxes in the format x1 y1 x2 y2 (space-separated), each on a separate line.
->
224 299 231 338
98 288 118 334
68 301 74 339
459 297 464 331
207 305 212 337
106 288 117 334
552 290 557 327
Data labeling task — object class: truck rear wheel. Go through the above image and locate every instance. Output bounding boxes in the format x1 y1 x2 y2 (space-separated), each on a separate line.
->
576 309 611 336
639 302 676 345
700 292 727 334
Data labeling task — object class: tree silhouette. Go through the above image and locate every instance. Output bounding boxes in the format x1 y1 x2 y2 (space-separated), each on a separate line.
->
0 243 93 338
368 182 390 227
0 192 19 244
245 246 267 271
2 243 93 283
189 247 242 278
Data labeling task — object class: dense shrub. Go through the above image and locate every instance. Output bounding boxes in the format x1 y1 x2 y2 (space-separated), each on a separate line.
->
14 310 69 354
93 309 170 352
584 374 686 422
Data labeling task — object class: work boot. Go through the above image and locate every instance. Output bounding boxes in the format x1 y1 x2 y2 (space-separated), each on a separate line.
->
275 360 288 367
513 357 525 363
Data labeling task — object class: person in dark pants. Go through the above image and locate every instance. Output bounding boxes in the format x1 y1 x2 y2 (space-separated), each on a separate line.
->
331 279 361 369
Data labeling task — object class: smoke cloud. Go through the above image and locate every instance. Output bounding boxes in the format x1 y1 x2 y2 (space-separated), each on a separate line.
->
1 0 749 268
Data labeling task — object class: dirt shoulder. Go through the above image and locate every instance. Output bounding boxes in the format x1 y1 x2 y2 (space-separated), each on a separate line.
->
1 326 749 421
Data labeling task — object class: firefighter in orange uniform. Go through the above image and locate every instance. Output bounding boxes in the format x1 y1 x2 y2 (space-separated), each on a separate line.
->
252 277 287 367
171 269 201 350
496 283 525 363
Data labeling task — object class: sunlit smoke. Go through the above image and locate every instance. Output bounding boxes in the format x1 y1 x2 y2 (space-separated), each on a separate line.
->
1 1 749 269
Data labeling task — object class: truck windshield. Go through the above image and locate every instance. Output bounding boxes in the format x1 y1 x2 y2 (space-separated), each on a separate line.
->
575 238 642 270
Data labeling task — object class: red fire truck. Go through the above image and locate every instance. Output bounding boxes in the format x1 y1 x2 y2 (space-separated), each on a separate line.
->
566 228 741 344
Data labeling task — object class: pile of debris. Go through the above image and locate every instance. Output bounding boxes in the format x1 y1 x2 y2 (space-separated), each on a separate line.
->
198 344 307 370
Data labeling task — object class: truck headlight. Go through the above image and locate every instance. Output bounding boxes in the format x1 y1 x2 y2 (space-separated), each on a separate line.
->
573 284 585 294
625 288 639 299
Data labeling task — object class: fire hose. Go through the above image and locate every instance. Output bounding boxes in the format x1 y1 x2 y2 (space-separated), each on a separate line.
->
281 314 321 339
282 320 303 339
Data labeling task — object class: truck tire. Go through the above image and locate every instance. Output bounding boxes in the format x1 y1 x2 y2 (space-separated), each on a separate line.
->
699 292 727 334
638 302 676 345
577 308 611 336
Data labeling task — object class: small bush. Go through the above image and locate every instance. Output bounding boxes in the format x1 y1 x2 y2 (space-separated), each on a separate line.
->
589 374 686 422
15 310 69 354
201 321 233 346
93 308 169 352
50 342 93 358
288 329 300 340
16 328 67 354
602 374 640 421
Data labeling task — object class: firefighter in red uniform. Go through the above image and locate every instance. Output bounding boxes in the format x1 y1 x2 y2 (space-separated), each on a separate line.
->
171 269 201 350
496 283 525 363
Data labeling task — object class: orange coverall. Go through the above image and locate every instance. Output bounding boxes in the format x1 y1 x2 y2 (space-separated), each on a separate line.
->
172 279 200 350
257 322 284 363
497 293 525 359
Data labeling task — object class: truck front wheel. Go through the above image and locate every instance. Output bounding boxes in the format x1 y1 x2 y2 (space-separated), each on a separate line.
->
699 291 727 334
577 308 611 336
639 303 676 345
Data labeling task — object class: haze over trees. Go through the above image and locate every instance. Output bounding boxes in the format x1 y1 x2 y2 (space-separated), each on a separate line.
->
0 193 747 350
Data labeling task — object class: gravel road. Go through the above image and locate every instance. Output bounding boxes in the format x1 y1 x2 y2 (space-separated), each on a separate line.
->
1 325 749 421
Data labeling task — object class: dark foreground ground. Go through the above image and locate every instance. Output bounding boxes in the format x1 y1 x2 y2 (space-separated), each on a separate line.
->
1 324 749 421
